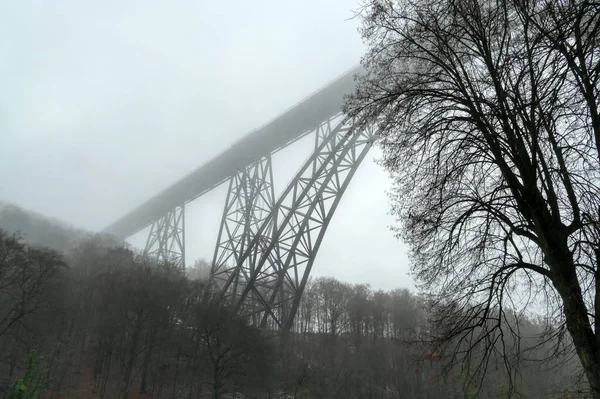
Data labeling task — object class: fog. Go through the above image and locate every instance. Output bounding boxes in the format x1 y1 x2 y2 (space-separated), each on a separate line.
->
0 0 412 291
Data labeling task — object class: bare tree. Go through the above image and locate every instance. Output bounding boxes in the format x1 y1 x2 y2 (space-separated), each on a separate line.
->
0 230 65 339
0 230 65 394
191 301 273 398
186 258 212 281
345 0 600 396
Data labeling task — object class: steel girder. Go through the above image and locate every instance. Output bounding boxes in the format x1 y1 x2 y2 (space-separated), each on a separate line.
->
143 205 185 268
210 155 278 325
214 114 375 331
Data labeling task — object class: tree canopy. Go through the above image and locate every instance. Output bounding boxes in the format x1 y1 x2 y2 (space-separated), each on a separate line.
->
345 0 600 395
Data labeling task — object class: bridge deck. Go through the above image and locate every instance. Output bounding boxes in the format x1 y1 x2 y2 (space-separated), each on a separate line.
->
103 66 362 238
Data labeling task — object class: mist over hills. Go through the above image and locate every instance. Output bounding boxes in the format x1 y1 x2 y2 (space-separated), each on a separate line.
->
0 200 92 252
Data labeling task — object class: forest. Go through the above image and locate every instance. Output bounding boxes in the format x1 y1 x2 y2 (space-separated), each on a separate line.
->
0 204 588 398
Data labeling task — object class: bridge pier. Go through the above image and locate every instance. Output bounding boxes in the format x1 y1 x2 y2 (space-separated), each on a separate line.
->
143 204 185 268
210 154 278 325
218 115 375 332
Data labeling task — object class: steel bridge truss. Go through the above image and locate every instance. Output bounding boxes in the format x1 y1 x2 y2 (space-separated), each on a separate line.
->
213 114 375 331
140 114 375 332
210 155 279 326
143 204 185 268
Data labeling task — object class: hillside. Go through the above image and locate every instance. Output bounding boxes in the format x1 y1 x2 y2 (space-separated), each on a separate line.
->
0 200 91 252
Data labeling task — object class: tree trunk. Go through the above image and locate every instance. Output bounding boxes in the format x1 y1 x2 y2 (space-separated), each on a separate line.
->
99 350 112 399
170 349 181 399
120 324 142 399
551 254 600 398
139 343 153 394
212 373 221 399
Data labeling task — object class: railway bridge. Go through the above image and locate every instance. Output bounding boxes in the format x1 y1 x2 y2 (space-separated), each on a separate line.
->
103 66 375 332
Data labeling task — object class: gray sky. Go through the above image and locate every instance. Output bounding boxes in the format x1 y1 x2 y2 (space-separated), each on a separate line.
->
0 0 413 291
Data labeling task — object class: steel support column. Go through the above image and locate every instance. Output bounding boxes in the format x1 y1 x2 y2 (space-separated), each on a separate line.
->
210 155 278 322
217 114 376 331
143 204 185 268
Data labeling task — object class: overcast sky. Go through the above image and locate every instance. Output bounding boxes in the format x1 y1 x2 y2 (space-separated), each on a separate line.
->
0 0 413 291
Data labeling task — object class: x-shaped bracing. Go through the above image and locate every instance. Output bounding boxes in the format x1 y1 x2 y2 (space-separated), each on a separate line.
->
211 114 375 332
